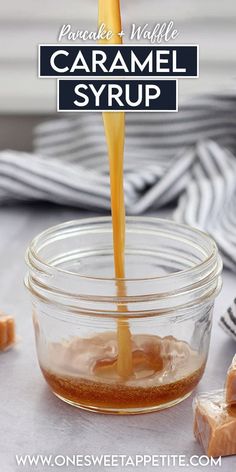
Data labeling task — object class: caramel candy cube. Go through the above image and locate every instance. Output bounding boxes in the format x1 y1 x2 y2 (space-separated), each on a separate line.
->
226 355 236 405
0 315 15 351
193 390 236 457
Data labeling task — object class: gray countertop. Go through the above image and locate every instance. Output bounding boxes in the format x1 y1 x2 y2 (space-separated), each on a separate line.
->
1 204 236 472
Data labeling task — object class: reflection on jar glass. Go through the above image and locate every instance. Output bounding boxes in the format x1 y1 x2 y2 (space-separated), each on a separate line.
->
25 217 222 414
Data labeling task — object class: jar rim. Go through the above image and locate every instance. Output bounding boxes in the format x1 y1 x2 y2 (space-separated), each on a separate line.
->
25 216 222 314
26 216 218 283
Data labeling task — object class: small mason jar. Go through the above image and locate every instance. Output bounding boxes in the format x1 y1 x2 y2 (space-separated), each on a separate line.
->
25 217 222 414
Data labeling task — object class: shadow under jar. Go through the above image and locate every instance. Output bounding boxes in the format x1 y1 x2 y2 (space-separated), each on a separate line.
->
25 217 222 414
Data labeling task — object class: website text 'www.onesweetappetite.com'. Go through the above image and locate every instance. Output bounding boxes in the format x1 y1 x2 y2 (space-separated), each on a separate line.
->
15 453 222 468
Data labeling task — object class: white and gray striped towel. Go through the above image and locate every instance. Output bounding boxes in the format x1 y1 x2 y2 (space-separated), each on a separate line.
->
220 302 236 342
1 91 236 338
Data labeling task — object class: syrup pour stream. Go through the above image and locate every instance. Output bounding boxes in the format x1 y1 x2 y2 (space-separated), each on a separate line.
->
98 0 132 379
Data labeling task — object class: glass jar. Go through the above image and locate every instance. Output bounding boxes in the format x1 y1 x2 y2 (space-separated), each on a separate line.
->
25 217 222 414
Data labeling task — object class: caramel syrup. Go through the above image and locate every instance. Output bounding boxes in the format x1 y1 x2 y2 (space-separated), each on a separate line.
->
40 334 206 411
98 0 132 379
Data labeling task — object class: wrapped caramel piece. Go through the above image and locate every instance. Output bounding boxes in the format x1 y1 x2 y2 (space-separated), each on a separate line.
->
0 313 15 351
193 390 236 457
226 354 236 405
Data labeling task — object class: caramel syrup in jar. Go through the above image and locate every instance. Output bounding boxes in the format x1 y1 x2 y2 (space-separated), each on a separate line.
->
41 334 205 412
40 1 206 412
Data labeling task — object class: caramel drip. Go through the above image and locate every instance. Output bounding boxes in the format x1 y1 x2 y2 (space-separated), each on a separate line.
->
98 0 132 379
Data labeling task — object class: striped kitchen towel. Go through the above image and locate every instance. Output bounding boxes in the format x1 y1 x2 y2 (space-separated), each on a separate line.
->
0 91 236 271
220 302 236 342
